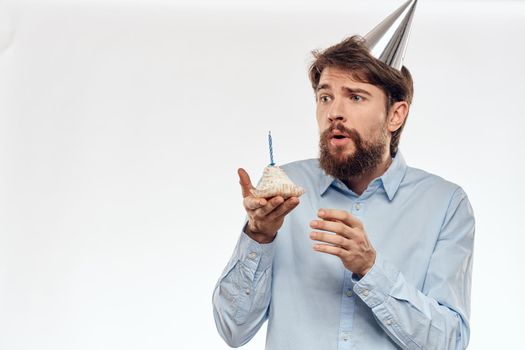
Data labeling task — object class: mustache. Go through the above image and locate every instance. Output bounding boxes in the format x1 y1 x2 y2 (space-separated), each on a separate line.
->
321 123 362 144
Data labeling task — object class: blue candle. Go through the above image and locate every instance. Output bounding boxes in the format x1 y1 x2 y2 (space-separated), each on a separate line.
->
268 131 275 166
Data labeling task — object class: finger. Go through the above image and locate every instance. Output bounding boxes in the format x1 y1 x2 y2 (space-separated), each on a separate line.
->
309 219 353 239
309 231 349 248
244 196 267 210
238 168 254 198
253 196 284 218
312 243 347 258
317 208 363 229
267 197 300 220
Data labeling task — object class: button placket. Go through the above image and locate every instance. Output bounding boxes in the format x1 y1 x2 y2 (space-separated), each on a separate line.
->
338 271 355 348
351 201 364 217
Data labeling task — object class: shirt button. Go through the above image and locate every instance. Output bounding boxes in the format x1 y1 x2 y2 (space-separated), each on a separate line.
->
362 289 369 296
346 290 353 297
245 288 251 295
385 319 392 326
342 334 349 341
248 252 257 260
355 203 362 211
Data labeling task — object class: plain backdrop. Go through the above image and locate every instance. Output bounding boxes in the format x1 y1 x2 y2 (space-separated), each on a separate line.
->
1 0 524 349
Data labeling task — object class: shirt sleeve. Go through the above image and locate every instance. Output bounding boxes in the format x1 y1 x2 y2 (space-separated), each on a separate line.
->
353 187 475 350
212 226 276 348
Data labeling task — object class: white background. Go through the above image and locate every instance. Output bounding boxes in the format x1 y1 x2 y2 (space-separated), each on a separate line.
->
1 0 524 349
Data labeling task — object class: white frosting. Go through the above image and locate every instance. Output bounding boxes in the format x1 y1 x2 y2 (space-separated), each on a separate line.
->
251 165 305 198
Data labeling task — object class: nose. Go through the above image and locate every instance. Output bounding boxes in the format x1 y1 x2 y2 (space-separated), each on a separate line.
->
328 114 346 123
327 98 347 124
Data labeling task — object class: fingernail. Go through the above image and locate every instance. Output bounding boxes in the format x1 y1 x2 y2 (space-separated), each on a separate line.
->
318 209 325 217
309 232 316 238
310 220 317 228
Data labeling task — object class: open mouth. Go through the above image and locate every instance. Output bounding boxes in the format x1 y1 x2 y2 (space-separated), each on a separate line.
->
328 128 352 147
330 130 350 140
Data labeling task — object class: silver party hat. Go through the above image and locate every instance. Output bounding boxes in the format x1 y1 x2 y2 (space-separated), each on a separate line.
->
364 0 418 70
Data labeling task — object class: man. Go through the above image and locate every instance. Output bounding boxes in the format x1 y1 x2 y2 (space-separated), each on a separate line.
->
213 2 474 349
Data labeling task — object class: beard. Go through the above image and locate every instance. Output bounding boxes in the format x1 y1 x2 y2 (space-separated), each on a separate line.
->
319 123 388 180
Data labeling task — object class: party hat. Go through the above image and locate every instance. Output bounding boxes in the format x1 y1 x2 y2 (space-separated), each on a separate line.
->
364 0 418 70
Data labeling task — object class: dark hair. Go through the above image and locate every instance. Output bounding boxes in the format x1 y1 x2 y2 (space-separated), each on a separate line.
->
308 35 414 157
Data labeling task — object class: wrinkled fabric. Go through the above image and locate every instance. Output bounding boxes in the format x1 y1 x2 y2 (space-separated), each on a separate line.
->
213 152 474 350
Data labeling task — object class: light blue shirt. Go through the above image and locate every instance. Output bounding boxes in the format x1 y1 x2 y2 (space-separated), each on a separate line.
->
213 152 475 349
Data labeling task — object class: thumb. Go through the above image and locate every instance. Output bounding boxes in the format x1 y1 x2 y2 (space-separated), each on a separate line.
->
238 168 254 198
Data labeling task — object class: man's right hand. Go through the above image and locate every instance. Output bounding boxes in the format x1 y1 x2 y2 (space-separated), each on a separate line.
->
238 168 300 244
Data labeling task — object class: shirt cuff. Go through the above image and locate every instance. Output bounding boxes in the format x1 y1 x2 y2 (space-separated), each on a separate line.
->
236 230 276 274
352 252 400 308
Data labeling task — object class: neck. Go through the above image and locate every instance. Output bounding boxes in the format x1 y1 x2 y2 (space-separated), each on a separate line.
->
344 152 393 196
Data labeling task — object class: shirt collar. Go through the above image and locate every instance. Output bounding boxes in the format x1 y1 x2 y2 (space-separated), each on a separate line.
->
319 170 335 196
380 151 407 201
318 151 407 200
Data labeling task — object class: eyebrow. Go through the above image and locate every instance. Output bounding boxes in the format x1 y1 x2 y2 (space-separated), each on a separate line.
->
316 83 372 97
316 83 332 92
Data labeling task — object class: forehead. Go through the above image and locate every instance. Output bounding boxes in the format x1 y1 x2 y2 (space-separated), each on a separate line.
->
318 66 383 95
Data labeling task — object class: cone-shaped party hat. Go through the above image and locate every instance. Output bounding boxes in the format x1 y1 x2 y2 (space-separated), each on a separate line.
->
364 0 418 70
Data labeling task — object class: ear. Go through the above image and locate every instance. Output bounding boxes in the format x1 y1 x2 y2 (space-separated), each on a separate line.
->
387 101 409 133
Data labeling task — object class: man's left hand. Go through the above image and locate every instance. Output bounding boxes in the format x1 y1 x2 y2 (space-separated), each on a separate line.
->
309 208 376 277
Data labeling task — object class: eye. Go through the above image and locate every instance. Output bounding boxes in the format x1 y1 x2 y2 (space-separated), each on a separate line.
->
318 95 332 103
350 95 364 102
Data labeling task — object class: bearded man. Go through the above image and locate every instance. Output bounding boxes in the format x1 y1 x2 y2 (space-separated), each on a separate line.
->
212 3 474 349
